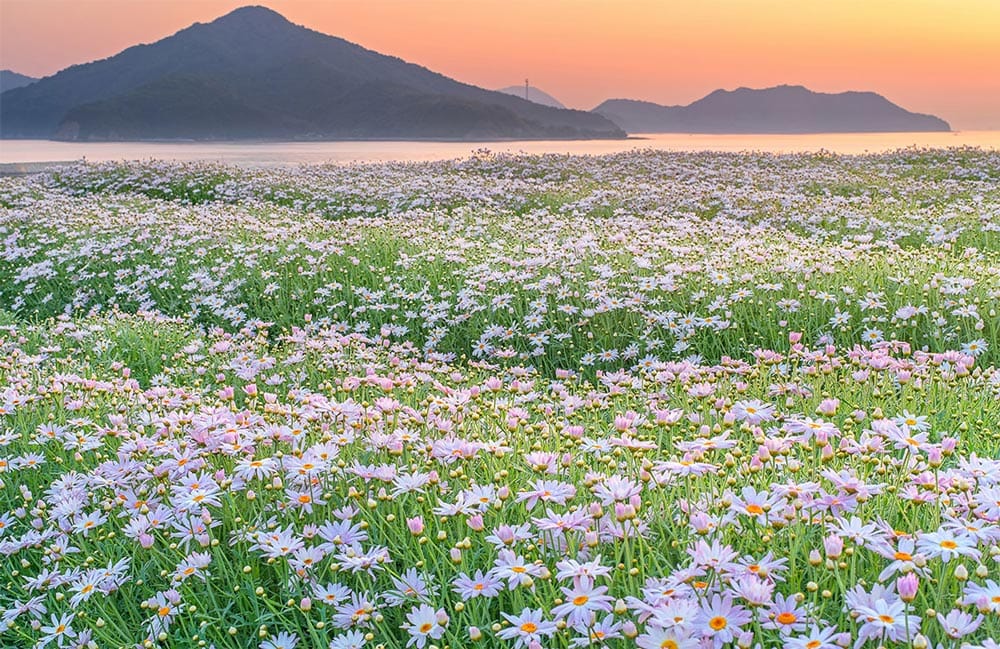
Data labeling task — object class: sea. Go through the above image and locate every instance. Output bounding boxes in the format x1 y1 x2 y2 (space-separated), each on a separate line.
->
1 131 999 169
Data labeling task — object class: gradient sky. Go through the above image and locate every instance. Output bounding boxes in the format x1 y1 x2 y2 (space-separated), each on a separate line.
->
2 0 998 129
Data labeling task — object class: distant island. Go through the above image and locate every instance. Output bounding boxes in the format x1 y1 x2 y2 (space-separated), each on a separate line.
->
0 70 38 94
496 85 566 109
0 6 623 141
593 85 950 133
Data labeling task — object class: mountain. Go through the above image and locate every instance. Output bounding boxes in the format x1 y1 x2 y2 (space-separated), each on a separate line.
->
0 70 38 93
593 85 950 133
496 85 566 109
0 6 623 141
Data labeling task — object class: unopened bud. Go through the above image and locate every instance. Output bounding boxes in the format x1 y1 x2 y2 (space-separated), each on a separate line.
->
954 564 968 581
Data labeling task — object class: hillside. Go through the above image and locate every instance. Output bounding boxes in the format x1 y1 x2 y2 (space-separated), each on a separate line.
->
0 70 38 93
496 85 566 109
0 6 624 141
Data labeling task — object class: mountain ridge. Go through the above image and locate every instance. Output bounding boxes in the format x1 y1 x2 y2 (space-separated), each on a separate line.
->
593 84 950 133
0 70 38 94
496 85 566 109
0 6 624 141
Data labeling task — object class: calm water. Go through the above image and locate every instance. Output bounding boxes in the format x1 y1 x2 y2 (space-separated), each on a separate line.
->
2 131 998 168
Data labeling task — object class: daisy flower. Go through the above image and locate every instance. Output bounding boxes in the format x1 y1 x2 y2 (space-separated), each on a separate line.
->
497 608 557 648
698 593 752 648
403 604 447 648
550 583 614 630
260 632 299 649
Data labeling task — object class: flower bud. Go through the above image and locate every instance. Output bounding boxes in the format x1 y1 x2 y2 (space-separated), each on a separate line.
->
817 398 839 416
897 573 918 603
824 534 843 560
407 517 424 535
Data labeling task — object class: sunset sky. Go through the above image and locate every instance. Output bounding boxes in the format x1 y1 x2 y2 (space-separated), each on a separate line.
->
2 0 998 129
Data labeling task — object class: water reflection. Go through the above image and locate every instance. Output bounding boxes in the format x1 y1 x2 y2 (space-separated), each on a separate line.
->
1 131 998 167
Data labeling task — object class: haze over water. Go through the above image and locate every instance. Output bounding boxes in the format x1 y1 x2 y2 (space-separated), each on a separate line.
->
3 131 1000 168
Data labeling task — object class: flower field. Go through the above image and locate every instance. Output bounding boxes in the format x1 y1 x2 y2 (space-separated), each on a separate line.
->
0 148 999 649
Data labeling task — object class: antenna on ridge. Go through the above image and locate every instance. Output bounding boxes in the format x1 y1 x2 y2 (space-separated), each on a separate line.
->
525 78 529 101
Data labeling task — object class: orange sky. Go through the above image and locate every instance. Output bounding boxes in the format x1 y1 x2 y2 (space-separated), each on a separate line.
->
2 0 998 129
